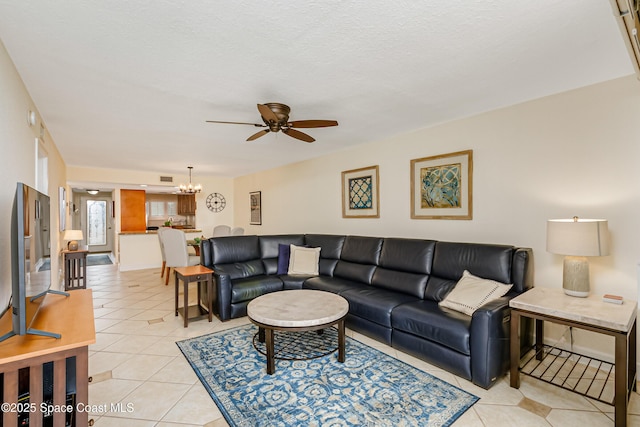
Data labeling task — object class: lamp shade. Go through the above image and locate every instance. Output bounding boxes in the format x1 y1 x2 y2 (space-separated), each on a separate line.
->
63 229 84 241
546 218 609 257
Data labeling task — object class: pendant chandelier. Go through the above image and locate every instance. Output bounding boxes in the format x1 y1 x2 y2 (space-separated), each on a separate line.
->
179 166 202 194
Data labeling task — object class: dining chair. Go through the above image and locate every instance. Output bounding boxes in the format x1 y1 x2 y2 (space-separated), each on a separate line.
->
212 225 231 237
230 226 244 236
163 228 200 286
157 227 169 279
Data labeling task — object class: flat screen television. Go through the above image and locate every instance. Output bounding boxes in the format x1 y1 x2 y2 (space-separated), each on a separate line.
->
0 182 67 343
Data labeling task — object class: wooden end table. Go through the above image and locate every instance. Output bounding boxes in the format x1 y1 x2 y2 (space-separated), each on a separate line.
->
174 265 214 328
247 289 349 375
62 249 88 290
509 287 637 427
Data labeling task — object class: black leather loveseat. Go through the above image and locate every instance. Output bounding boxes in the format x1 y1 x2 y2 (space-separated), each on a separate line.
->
200 234 533 389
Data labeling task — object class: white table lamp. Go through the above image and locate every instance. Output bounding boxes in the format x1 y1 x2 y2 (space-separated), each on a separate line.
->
64 229 84 251
546 217 609 297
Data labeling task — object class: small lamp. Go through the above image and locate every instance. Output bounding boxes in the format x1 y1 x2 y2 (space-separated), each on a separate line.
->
64 229 84 251
546 217 609 297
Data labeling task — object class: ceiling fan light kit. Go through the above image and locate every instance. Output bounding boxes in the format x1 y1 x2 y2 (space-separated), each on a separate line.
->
206 103 338 143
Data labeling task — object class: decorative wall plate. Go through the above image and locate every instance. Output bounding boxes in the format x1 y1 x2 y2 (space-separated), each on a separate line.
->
206 192 226 212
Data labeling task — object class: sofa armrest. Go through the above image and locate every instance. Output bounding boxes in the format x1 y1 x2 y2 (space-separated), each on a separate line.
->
469 296 511 389
214 272 233 321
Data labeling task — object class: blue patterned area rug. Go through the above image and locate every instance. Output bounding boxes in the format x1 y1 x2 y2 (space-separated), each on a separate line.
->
177 325 478 427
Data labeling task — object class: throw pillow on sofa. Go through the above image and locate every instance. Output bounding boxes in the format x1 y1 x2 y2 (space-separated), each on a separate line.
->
288 244 320 275
438 270 512 316
277 244 291 274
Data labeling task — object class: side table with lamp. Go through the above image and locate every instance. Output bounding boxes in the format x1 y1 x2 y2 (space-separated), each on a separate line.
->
509 217 637 427
62 229 88 290
546 216 610 297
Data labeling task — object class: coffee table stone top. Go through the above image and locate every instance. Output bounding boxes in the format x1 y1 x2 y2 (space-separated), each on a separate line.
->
247 290 349 327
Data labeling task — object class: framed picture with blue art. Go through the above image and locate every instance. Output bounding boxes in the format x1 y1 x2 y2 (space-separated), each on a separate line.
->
410 150 473 220
341 165 379 218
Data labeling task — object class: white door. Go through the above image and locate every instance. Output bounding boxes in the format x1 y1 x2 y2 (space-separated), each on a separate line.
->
81 195 114 253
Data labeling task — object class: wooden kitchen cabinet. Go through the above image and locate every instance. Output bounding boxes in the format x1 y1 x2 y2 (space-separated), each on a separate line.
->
120 189 146 231
177 194 196 215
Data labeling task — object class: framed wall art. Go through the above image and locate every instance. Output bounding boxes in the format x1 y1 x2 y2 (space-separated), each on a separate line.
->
341 165 379 218
59 186 66 231
410 150 472 220
250 191 262 225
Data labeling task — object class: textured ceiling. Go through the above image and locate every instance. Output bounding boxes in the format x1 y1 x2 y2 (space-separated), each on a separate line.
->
0 0 634 180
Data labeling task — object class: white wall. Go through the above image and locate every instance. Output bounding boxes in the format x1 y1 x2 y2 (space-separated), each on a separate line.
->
234 75 640 359
0 40 67 311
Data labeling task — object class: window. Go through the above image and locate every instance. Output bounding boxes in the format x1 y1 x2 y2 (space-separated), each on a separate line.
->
149 201 165 217
167 201 177 216
146 194 181 221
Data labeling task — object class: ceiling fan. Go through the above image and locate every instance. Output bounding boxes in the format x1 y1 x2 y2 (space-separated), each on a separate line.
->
206 103 338 143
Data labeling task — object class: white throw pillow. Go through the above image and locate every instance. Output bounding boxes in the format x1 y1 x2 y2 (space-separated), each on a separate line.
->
438 270 513 316
287 244 320 275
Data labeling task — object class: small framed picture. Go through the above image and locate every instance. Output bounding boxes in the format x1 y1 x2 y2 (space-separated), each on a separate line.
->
59 187 66 231
341 165 380 218
410 150 473 220
250 191 262 225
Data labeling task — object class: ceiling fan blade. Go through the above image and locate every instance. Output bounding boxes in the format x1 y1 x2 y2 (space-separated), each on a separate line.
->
246 129 270 141
257 104 279 123
206 120 266 127
287 120 339 128
283 128 315 143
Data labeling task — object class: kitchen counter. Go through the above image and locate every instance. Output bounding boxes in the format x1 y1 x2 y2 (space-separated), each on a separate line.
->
119 229 202 235
118 230 203 271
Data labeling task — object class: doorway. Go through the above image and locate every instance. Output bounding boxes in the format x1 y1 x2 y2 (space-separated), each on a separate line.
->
73 190 115 254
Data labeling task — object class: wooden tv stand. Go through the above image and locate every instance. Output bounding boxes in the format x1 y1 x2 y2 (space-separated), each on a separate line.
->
0 289 95 427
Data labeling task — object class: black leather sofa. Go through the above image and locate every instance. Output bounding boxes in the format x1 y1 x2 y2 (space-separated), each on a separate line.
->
200 234 533 389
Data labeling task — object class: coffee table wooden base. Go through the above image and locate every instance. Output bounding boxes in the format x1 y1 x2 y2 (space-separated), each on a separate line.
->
246 290 349 375
250 316 346 375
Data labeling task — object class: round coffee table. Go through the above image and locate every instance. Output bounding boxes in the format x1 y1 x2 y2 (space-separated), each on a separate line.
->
247 289 349 374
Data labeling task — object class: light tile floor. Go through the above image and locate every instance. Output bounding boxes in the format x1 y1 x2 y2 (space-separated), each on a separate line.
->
86 263 640 426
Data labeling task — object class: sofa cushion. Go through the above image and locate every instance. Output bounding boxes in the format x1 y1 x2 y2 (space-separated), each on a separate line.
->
367 238 435 298
341 287 418 327
334 260 377 284
288 245 320 275
378 238 436 274
371 268 429 299
213 259 265 280
304 234 345 259
280 274 311 290
259 234 305 259
425 242 514 301
209 235 261 264
299 234 345 276
231 275 283 303
257 235 305 274
391 300 472 355
423 277 457 302
431 242 514 283
303 276 368 295
340 236 383 264
438 270 512 316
